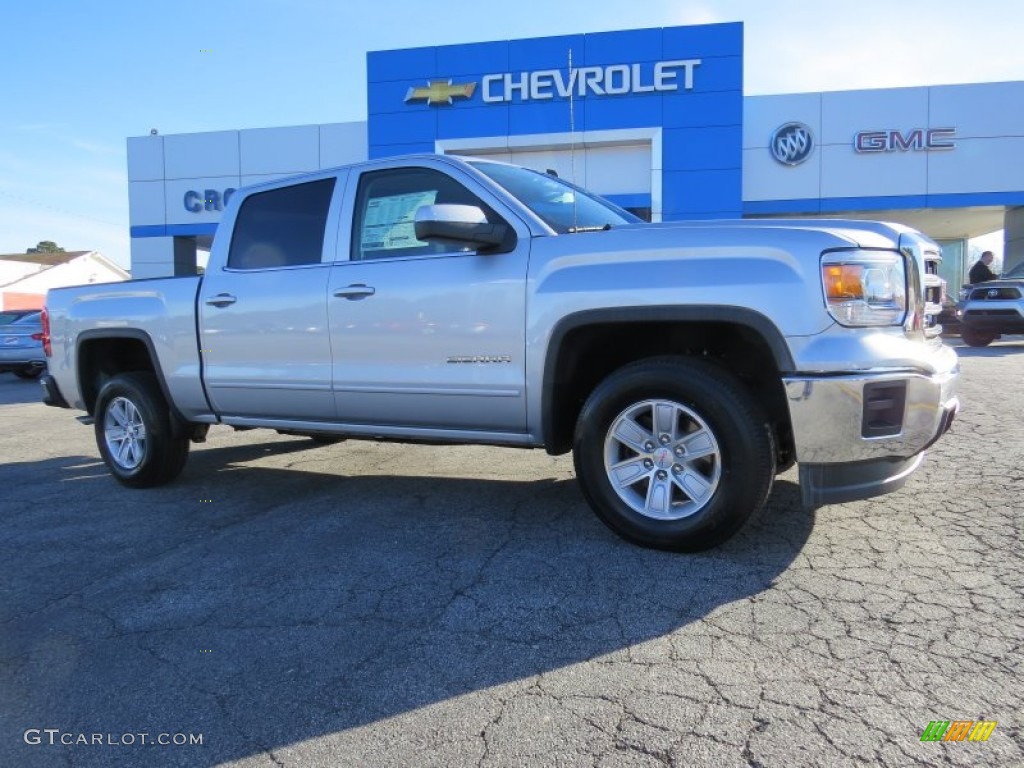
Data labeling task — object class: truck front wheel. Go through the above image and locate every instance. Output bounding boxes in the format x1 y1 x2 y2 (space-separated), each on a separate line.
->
94 372 190 488
573 357 775 552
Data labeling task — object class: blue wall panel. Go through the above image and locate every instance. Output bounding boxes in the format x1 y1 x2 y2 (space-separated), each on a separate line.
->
508 34 586 71
663 91 742 128
437 105 510 140
436 41 510 78
586 93 662 131
584 28 663 65
368 46 437 84
685 56 743 94
509 101 585 135
662 22 743 60
663 169 743 216
369 110 437 146
663 126 742 171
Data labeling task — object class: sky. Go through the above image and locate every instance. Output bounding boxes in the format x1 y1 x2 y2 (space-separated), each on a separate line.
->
2 0 1022 268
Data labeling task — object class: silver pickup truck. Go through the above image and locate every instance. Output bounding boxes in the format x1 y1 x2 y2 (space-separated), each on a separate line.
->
41 155 960 551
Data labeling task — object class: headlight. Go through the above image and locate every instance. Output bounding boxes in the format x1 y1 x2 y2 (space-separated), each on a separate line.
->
821 250 907 326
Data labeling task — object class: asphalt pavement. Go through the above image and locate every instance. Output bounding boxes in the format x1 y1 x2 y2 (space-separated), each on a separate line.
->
1 340 1022 767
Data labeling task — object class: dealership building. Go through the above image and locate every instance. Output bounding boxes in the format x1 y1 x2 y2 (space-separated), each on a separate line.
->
126 22 1024 288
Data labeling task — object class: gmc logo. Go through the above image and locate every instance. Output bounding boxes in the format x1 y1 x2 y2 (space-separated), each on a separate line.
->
854 128 956 153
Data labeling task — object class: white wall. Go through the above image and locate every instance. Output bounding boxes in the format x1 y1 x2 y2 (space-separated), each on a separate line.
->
1 253 127 306
0 261 44 286
743 81 1024 202
129 238 176 279
128 123 369 273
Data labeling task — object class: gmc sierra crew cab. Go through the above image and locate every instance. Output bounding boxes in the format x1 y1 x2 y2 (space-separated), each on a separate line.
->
41 155 960 551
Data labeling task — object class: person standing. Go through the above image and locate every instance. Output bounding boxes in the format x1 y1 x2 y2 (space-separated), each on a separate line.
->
969 251 998 284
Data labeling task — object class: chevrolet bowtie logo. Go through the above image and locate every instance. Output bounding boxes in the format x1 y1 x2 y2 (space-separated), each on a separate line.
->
405 79 477 105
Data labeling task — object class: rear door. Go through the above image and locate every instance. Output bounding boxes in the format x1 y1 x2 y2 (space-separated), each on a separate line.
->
199 173 344 420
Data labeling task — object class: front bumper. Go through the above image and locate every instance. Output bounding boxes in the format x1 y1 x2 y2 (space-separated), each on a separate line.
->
784 362 959 507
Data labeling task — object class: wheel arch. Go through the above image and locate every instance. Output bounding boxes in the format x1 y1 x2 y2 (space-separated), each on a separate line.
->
77 329 187 429
540 306 796 462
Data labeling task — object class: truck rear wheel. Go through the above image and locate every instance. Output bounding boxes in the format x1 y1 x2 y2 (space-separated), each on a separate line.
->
94 372 190 488
573 357 775 552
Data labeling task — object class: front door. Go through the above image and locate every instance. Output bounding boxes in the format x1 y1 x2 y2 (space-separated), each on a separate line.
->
327 165 529 432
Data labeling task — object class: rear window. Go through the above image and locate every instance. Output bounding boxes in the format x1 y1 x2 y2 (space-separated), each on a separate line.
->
228 178 336 270
0 311 33 325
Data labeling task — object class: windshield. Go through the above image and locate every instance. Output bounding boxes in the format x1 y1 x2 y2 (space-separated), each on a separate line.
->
469 160 640 234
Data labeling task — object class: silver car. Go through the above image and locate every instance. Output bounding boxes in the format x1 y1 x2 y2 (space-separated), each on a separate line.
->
0 311 46 379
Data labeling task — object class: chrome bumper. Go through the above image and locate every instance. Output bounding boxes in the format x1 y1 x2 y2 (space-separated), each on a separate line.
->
784 365 959 506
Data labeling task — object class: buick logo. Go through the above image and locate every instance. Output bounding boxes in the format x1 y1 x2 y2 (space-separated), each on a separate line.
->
770 122 814 166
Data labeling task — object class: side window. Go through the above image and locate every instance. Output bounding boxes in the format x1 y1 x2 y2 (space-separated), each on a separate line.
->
352 168 488 261
227 178 336 270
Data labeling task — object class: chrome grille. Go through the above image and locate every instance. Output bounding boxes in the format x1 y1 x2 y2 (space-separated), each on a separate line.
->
922 251 943 337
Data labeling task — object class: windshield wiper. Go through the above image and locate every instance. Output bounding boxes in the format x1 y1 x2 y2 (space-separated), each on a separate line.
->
566 224 612 233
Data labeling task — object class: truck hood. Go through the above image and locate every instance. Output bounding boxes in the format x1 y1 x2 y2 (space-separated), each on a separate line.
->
613 217 911 251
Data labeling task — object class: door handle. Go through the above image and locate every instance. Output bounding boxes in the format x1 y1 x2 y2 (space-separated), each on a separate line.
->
333 284 376 300
205 293 237 307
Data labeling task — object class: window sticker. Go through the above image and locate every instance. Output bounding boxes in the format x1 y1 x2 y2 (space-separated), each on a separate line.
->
361 190 438 252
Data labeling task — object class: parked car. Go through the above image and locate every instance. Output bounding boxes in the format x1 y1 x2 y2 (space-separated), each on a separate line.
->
959 278 1024 346
944 261 1024 340
0 311 46 379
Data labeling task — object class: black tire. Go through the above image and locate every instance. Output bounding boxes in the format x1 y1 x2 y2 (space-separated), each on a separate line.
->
94 372 190 488
573 357 775 552
14 367 44 380
961 327 996 347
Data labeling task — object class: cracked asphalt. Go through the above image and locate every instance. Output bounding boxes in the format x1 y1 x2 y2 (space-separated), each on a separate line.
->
1 339 1022 767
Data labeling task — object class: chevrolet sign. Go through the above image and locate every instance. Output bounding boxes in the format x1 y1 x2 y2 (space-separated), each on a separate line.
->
404 60 701 106
482 60 701 103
